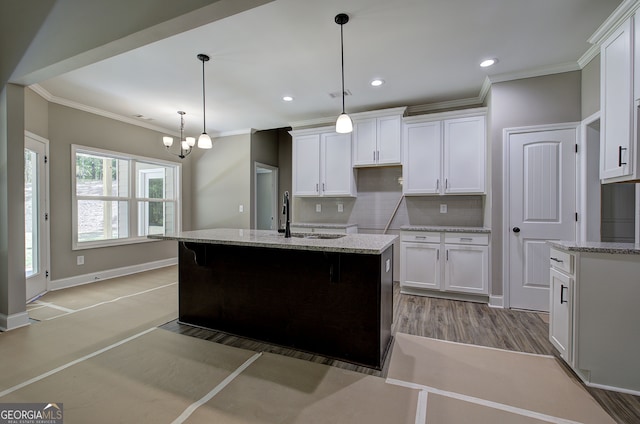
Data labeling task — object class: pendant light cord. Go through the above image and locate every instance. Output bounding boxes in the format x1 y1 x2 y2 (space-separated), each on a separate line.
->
340 22 346 114
201 57 207 133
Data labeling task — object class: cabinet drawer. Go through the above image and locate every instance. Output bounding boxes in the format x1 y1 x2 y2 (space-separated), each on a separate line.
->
401 232 440 243
444 233 488 246
549 248 574 275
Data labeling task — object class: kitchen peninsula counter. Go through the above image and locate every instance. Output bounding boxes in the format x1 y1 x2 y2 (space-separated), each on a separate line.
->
150 229 395 369
149 228 395 254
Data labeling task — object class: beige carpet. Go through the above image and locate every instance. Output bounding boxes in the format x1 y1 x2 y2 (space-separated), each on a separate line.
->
387 332 615 424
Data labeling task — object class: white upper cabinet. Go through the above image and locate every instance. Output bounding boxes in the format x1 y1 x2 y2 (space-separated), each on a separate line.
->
443 116 486 194
291 127 355 197
352 107 405 167
402 109 486 195
600 17 635 182
403 121 442 194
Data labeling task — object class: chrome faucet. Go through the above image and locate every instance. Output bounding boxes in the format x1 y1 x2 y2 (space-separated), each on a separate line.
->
282 191 291 238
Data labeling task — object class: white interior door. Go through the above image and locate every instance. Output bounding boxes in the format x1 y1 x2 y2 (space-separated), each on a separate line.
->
25 133 49 302
507 128 576 311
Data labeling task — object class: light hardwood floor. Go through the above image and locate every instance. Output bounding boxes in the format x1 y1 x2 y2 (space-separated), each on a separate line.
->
163 283 640 424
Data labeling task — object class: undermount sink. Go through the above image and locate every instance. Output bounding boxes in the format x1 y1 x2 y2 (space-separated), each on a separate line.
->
290 233 346 240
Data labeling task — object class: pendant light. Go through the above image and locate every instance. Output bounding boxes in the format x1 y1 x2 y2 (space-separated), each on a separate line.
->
197 53 213 149
163 111 196 159
335 13 353 134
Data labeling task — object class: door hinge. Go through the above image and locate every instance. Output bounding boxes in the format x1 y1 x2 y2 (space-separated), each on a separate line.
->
575 212 578 222
575 144 578 153
44 212 49 221
45 270 49 278
44 155 48 164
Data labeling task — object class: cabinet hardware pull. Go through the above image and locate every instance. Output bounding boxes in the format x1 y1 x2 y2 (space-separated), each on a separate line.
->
436 179 440 190
460 237 473 242
316 183 319 193
446 250 449 261
619 146 628 166
377 150 380 161
323 183 325 192
550 257 563 263
437 250 439 260
415 236 426 239
373 151 376 161
560 284 568 304
445 179 448 189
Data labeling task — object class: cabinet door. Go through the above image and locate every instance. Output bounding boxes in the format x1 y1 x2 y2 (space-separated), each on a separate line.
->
444 244 488 294
443 116 486 194
352 118 377 166
400 242 440 290
403 121 441 195
293 134 320 196
321 132 354 196
549 268 572 363
377 115 402 165
601 18 633 180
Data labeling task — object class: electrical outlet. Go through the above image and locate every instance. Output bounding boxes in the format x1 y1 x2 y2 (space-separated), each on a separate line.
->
337 203 344 212
239 204 244 213
316 204 322 212
77 255 84 265
440 204 447 214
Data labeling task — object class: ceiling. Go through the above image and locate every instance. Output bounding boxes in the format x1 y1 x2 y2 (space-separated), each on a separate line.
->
35 0 623 137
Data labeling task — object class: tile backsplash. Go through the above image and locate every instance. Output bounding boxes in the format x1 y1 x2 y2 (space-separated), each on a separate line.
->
292 166 484 230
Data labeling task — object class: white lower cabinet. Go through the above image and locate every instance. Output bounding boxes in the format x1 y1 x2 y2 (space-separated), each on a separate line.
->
400 231 489 297
400 241 440 290
548 245 640 394
549 264 574 363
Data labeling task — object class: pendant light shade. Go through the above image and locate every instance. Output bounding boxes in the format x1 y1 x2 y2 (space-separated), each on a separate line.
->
335 13 352 134
197 53 213 149
336 112 353 133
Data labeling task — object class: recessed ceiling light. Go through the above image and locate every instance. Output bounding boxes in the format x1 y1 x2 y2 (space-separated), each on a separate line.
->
282 96 294 102
370 79 384 87
480 58 497 68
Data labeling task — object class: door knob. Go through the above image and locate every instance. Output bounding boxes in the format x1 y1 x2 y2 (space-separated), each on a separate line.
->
512 227 520 233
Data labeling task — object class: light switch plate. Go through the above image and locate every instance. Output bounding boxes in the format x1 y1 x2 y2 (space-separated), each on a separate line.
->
239 204 244 213
77 255 84 265
440 204 447 213
316 204 322 212
337 203 344 212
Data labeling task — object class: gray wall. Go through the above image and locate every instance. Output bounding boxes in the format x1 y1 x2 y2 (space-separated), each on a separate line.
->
582 55 601 119
278 129 293 230
489 71 582 297
250 129 279 228
191 133 251 229
0 84 27 322
47 103 181 280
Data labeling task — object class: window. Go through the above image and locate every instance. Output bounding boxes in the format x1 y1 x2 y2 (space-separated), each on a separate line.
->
72 145 180 249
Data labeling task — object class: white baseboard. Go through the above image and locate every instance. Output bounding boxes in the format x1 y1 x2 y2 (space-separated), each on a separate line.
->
585 381 640 397
0 311 30 331
488 295 504 308
48 258 177 291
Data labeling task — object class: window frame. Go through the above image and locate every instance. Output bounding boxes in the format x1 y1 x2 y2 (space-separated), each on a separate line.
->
71 144 182 250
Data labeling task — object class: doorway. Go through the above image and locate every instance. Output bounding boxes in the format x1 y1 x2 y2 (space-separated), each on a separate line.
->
25 132 50 302
254 163 278 230
504 124 577 312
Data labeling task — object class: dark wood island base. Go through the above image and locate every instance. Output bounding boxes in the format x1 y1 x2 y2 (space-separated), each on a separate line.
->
178 241 394 369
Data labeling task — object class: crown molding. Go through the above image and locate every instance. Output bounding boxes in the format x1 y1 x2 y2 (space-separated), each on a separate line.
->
29 84 183 136
588 0 640 46
577 44 601 69
487 61 580 84
407 96 484 115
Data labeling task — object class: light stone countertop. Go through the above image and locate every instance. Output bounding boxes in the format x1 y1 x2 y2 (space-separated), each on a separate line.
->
401 225 491 233
547 240 640 255
148 228 396 255
291 223 358 229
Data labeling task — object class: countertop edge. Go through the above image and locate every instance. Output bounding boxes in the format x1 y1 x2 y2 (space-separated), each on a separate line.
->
547 240 640 255
148 234 396 255
400 226 491 233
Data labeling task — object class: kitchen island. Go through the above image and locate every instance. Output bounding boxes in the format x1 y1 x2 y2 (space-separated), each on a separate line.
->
149 229 396 369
